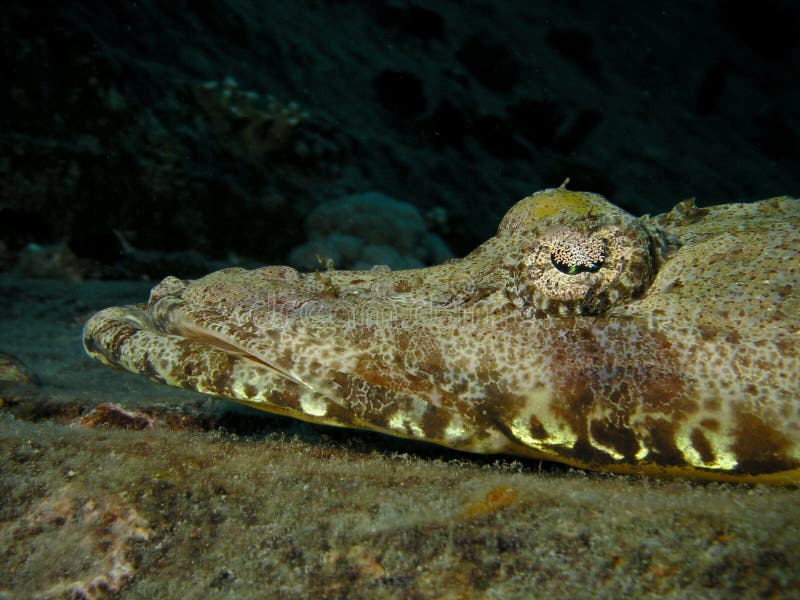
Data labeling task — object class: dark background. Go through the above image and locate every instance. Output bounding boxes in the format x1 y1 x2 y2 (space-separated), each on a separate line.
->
2 0 798 278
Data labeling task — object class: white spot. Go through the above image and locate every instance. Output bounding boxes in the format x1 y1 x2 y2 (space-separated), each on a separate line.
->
388 411 424 438
443 413 468 444
300 394 329 418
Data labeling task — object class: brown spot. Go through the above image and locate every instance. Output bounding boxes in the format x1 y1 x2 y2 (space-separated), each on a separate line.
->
315 396 355 427
774 333 795 357
347 325 377 345
649 565 677 579
690 428 715 463
769 309 788 323
549 377 594 438
569 437 616 466
176 340 203 378
731 412 799 474
79 403 155 430
395 329 446 379
138 354 163 383
420 403 451 441
394 280 412 293
667 278 683 290
528 415 548 439
703 398 721 411
265 386 303 413
107 326 139 365
330 371 394 428
449 378 469 395
700 418 720 431
645 379 694 415
210 359 236 394
724 330 742 345
643 417 686 466
462 486 518 518
698 325 718 341
480 381 529 442
547 319 693 468
590 418 640 461
243 383 257 399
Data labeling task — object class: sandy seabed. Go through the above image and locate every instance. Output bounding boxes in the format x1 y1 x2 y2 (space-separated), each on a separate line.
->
1 273 798 599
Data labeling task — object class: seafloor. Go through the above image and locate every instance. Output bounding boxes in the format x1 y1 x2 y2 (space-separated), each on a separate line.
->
1 273 799 598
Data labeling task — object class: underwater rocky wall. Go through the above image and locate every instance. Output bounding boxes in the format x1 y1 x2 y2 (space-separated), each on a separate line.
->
1 0 798 277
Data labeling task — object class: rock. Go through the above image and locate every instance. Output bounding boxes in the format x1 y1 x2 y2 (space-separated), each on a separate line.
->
289 192 453 271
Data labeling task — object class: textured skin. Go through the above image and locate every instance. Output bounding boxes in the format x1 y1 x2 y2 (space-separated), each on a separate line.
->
83 188 800 483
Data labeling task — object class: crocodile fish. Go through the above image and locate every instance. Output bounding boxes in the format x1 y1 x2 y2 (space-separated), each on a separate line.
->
83 186 800 483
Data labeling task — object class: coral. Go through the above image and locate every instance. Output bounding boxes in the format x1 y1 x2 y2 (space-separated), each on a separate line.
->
462 486 519 518
78 403 156 431
3 487 150 599
288 192 453 270
0 352 33 385
13 242 110 280
191 76 310 165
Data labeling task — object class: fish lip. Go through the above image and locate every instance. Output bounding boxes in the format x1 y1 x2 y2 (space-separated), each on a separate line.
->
148 297 313 389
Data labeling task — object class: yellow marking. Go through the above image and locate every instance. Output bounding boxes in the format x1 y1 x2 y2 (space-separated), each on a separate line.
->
388 411 424 438
588 425 627 461
529 191 599 220
300 394 329 418
443 413 468 444
509 388 578 453
675 423 738 471
232 380 253 401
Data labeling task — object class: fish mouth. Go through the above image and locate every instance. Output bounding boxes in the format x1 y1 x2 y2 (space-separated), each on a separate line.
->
82 297 314 392
146 297 313 389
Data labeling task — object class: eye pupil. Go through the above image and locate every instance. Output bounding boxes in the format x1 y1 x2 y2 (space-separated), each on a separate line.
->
552 255 603 275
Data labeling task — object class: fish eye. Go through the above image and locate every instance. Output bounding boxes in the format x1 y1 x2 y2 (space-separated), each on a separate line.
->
508 222 655 316
549 232 606 275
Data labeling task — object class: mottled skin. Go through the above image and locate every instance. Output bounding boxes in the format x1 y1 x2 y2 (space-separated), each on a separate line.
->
83 187 800 483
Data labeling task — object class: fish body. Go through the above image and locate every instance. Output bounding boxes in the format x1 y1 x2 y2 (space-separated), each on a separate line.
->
83 188 800 483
